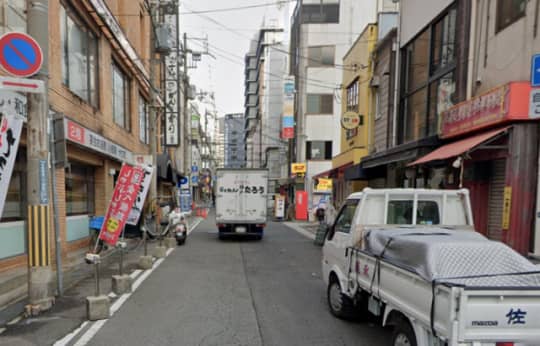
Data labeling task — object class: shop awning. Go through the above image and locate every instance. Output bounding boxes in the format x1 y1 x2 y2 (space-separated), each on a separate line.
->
408 126 510 167
312 162 353 179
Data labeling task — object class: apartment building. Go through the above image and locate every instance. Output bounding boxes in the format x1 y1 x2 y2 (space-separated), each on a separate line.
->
224 113 246 168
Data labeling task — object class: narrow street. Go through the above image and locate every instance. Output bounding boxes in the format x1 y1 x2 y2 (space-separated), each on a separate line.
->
80 213 390 346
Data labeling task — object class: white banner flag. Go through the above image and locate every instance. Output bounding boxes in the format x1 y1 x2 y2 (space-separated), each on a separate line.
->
126 164 154 225
0 114 23 219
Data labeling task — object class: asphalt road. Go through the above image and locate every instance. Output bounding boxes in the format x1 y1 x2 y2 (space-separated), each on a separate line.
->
87 215 391 346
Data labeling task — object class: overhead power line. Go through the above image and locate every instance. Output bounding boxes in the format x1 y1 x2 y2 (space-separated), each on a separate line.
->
189 39 340 90
181 3 357 72
179 0 296 15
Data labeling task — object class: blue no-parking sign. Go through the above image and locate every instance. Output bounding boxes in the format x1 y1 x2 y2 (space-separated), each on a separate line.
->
532 54 540 87
0 32 43 78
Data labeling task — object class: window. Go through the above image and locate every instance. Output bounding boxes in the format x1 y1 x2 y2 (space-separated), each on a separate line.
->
302 3 340 24
139 96 149 144
112 63 130 130
431 9 456 72
330 199 360 238
61 5 98 107
387 200 440 225
400 6 457 144
308 46 335 67
496 0 526 32
0 0 26 34
306 141 332 160
1 150 26 221
307 94 333 114
346 80 359 112
65 165 95 216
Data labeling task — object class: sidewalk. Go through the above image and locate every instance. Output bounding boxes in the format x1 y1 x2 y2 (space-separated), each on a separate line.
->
283 221 320 240
0 215 203 346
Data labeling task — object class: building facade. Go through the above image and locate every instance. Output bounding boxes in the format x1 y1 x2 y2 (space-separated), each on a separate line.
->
0 0 177 308
224 113 246 168
289 0 381 217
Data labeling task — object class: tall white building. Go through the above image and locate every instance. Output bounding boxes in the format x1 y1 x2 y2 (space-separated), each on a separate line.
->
290 0 389 213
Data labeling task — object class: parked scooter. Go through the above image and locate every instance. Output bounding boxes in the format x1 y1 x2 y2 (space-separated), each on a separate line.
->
169 207 187 245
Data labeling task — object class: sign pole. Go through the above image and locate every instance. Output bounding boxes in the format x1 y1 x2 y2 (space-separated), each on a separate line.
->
26 0 54 314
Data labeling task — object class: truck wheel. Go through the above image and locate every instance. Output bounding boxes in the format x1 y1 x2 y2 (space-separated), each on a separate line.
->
327 278 356 319
392 318 417 346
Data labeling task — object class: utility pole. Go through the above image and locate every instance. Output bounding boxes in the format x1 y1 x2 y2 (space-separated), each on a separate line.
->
26 0 53 312
183 33 190 176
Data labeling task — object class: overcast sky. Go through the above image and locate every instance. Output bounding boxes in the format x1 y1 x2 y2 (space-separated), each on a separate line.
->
179 0 294 116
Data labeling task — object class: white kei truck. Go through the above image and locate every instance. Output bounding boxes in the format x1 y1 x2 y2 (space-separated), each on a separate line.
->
215 169 268 240
322 188 540 346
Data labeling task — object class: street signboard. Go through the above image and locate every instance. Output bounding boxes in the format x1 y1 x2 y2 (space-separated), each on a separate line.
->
532 54 540 87
100 164 144 246
0 114 23 219
126 164 154 226
0 32 43 78
530 88 540 118
0 76 44 94
0 91 26 121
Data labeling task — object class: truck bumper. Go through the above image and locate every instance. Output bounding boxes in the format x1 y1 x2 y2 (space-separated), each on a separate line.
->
217 224 265 237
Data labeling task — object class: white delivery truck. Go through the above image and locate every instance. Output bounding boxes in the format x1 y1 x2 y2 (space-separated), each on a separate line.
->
322 188 540 346
215 169 268 240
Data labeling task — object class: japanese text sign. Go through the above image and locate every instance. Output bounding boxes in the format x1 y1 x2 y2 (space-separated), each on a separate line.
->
291 163 306 174
100 163 144 246
126 164 154 226
0 113 23 219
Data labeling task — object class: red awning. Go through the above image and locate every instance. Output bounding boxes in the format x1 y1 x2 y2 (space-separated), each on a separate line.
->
408 126 510 166
312 162 353 179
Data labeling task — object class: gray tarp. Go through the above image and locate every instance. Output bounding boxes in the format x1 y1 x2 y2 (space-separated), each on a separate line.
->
362 227 540 287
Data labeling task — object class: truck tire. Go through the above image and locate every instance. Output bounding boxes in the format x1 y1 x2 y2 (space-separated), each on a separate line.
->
391 318 417 346
327 277 356 319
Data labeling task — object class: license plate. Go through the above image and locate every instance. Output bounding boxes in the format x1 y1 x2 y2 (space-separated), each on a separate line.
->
235 227 247 233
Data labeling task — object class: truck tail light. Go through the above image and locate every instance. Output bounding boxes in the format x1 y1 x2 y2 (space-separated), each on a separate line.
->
496 343 514 346
256 224 266 228
217 224 225 228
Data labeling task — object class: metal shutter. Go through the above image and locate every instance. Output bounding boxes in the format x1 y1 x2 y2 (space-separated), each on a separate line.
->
487 159 506 241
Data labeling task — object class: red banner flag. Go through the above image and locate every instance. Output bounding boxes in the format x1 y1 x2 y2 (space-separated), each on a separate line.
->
99 163 144 246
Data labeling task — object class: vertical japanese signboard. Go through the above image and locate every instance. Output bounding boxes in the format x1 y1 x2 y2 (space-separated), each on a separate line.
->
100 164 144 246
164 7 180 146
126 164 154 225
282 77 295 139
0 114 23 218
275 195 285 219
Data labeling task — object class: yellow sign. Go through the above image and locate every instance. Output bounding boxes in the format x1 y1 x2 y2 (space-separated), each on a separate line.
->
106 218 120 233
341 111 361 130
291 163 306 174
502 186 512 230
316 178 333 192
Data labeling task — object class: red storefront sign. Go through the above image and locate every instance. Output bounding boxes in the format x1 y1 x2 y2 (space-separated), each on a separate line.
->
100 163 144 246
440 82 532 138
67 120 85 144
295 190 308 221
282 127 294 139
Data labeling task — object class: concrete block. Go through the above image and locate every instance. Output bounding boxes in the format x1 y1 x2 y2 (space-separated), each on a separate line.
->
164 237 176 249
111 275 132 295
153 246 167 258
138 255 153 270
86 295 110 321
